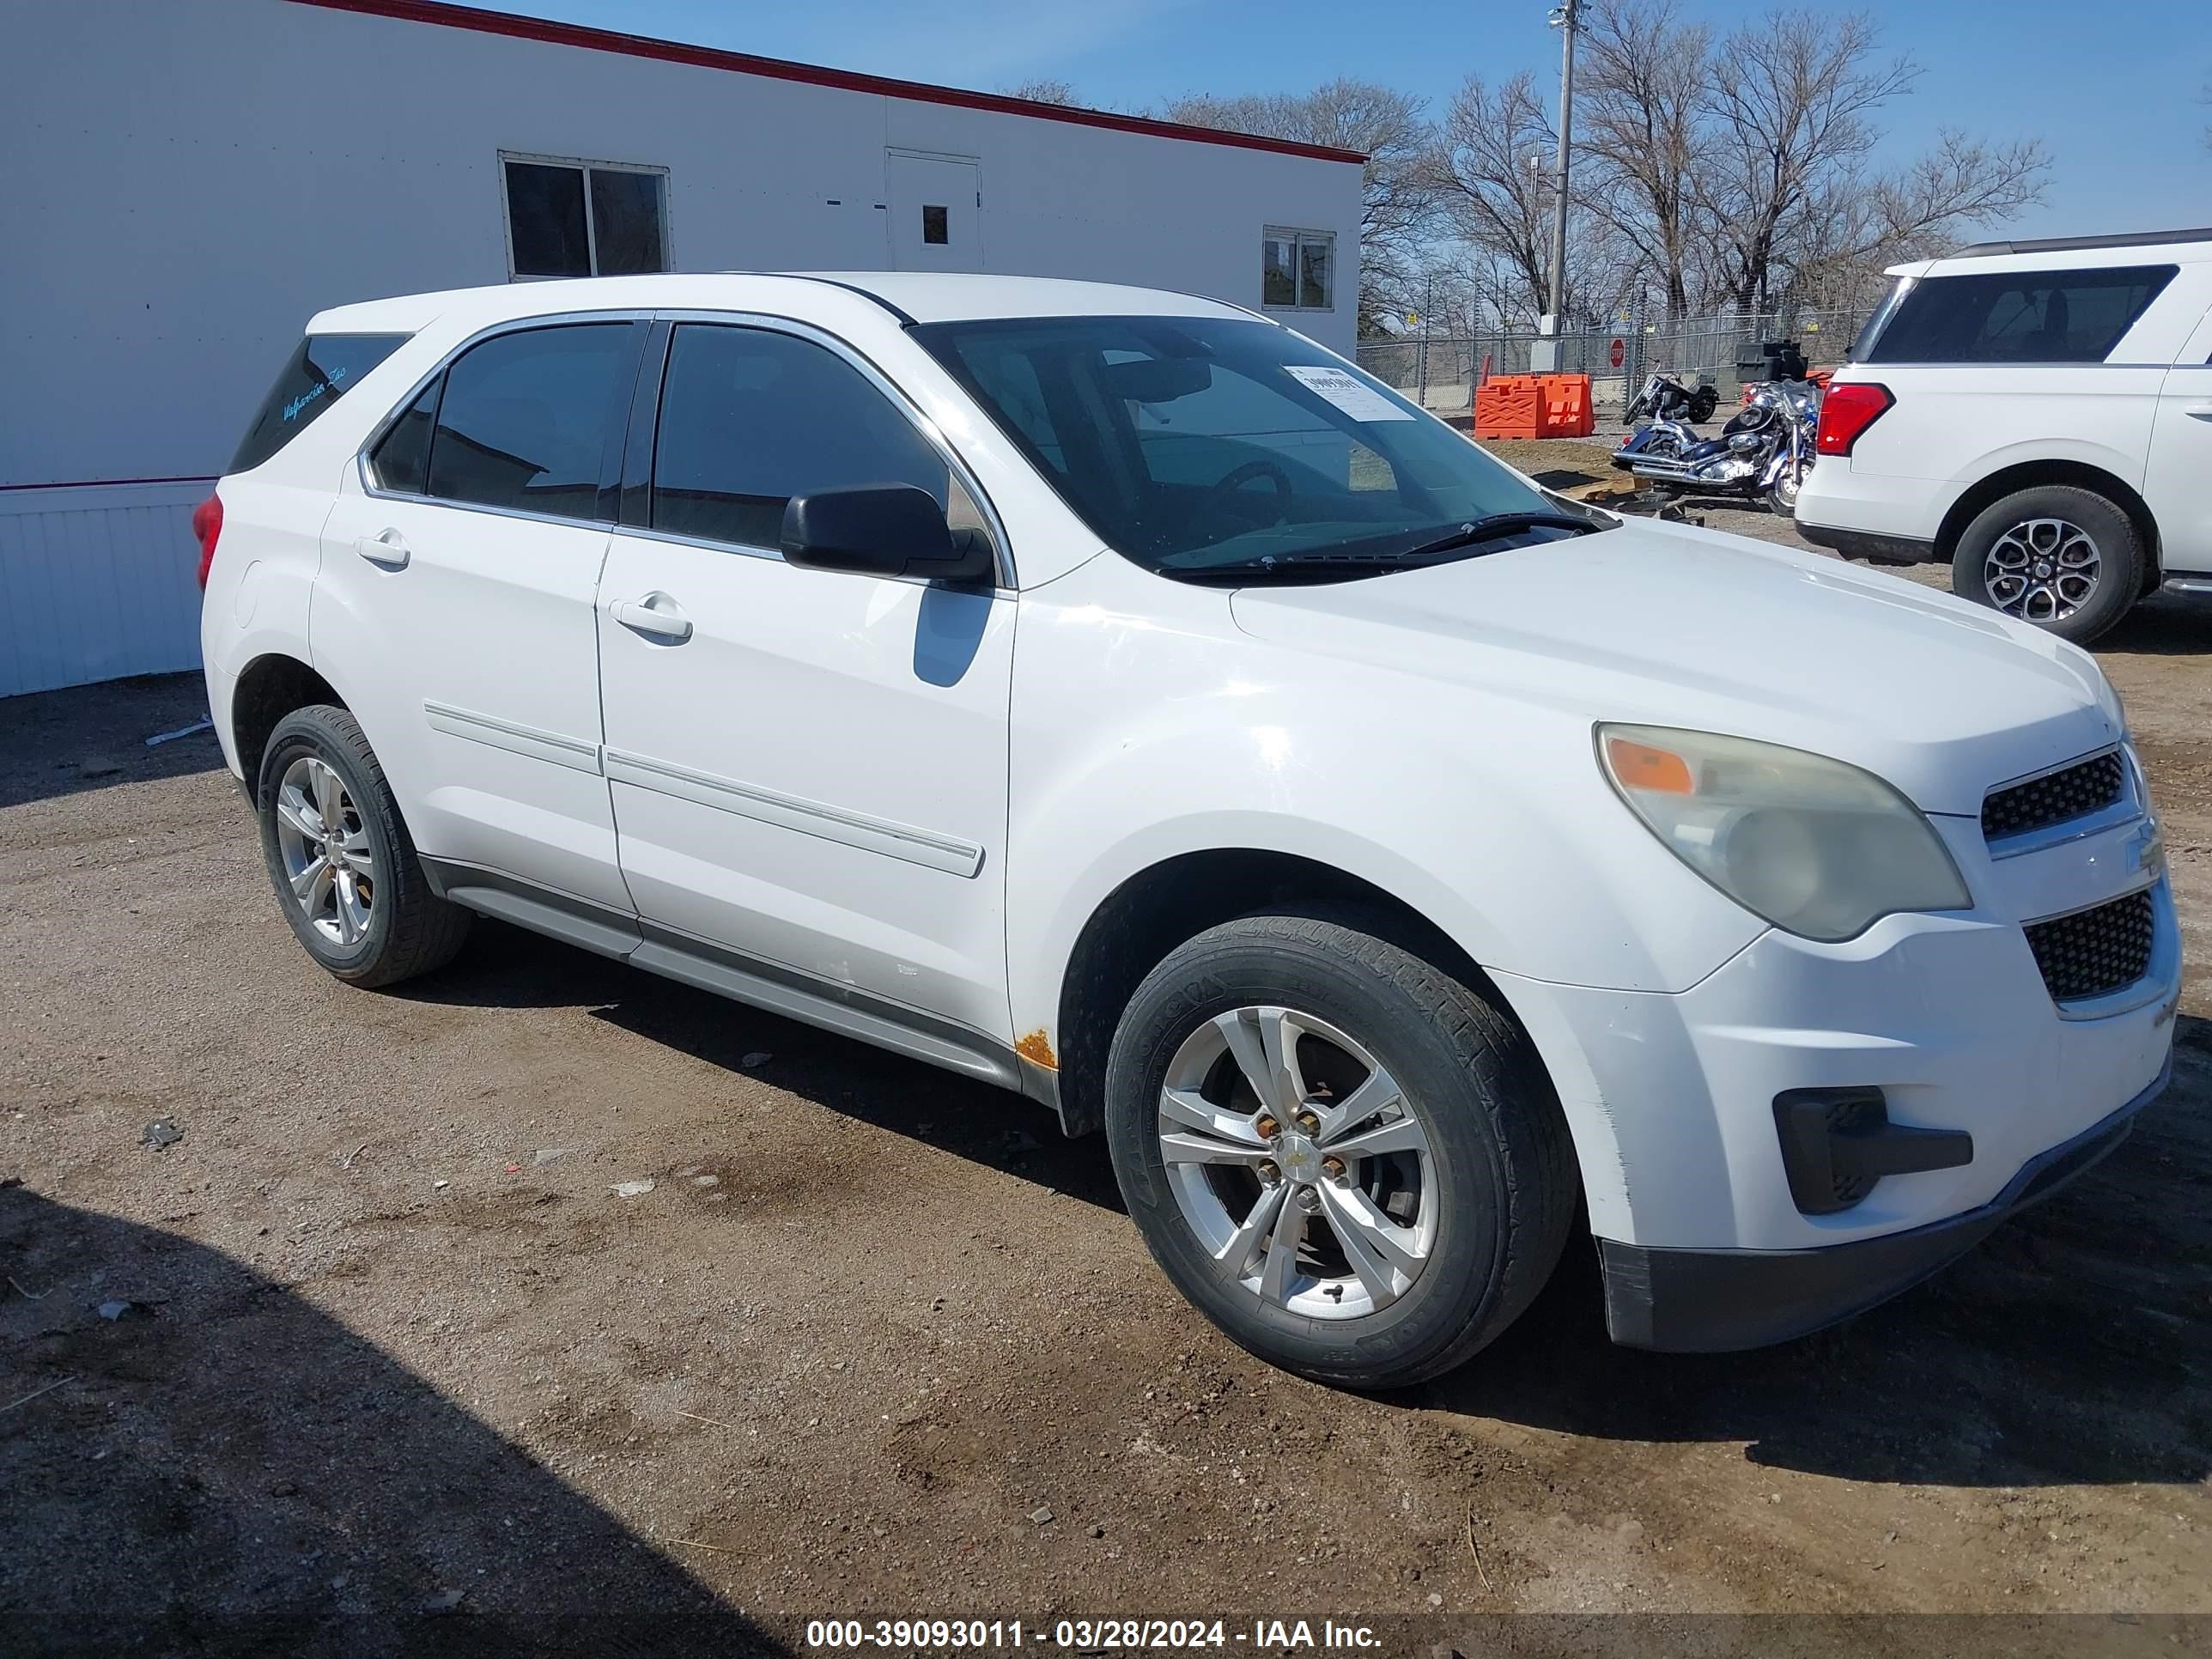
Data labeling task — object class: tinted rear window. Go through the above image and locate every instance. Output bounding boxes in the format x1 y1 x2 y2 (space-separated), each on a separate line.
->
1864 265 2177 364
231 334 408 472
424 322 641 521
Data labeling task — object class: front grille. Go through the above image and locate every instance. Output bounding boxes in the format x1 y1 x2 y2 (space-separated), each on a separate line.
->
1983 751 2125 842
2024 889 2155 1002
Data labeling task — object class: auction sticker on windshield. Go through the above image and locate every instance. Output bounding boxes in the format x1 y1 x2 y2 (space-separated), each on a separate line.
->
1282 365 1414 421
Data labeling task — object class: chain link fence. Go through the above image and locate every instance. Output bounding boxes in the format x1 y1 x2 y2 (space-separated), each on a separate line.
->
1356 308 1869 425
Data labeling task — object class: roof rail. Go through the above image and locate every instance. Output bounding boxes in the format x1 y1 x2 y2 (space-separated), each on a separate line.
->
1948 227 2212 257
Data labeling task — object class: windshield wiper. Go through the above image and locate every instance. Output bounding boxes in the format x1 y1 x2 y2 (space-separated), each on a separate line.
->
1390 511 1604 560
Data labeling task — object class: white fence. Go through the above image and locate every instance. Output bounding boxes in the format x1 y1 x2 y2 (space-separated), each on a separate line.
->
0 483 211 699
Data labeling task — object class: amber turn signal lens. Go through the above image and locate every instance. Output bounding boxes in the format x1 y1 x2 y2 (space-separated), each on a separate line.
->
1606 735 1696 795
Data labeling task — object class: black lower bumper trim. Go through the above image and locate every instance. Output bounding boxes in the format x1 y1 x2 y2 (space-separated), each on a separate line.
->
1600 1058 2171 1352
1795 521 1938 565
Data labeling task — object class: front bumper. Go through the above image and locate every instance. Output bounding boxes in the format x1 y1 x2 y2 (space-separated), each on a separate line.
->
1599 1059 2168 1351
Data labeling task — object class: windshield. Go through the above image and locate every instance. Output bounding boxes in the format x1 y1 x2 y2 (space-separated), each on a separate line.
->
913 316 1595 580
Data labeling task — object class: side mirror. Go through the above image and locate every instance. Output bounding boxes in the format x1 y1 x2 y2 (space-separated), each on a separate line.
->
780 483 994 584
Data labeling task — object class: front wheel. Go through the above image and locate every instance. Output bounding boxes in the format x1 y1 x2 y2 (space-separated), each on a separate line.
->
257 705 470 988
1951 485 2142 643
1770 458 1805 514
1103 912 1577 1389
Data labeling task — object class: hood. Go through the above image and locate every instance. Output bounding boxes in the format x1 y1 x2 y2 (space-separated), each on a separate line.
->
1227 519 2118 817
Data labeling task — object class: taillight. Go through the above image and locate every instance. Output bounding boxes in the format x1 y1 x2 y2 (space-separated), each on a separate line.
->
192 493 223 589
1814 382 1893 458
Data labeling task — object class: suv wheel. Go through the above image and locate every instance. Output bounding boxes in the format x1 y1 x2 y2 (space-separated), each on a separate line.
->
1103 911 1576 1389
256 705 470 988
1951 484 2142 643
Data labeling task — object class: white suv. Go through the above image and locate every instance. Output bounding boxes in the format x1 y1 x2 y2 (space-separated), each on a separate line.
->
1796 227 2212 641
199 273 2177 1387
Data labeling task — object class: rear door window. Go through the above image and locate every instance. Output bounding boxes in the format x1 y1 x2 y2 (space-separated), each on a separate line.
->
1865 265 2178 364
424 322 644 521
230 334 408 472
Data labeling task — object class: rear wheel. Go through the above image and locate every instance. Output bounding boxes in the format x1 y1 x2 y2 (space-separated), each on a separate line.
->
256 705 470 988
1103 911 1577 1389
1951 485 2142 644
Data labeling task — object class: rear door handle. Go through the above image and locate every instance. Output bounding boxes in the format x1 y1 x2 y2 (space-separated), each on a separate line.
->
2186 404 2212 422
609 593 693 643
356 530 410 568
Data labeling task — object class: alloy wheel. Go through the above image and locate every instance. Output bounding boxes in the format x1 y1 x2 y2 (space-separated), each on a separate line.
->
273 755 375 947
1157 1006 1437 1320
1985 518 2100 623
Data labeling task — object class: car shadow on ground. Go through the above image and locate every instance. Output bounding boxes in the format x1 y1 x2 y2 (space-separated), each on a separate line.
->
402 925 2212 1496
393 919 1129 1213
0 672 224 811
1419 1013 2212 1490
2096 589 2212 655
0 1186 792 1658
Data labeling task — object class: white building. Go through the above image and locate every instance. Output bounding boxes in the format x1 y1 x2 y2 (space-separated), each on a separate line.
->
0 0 1364 698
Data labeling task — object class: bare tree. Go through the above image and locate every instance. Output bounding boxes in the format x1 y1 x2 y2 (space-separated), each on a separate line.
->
1159 81 1439 334
1693 12 1922 312
1576 0 1710 320
1000 78 1083 107
1431 73 1560 321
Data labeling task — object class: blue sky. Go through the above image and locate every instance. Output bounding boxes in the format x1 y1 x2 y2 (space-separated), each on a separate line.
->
474 0 2207 237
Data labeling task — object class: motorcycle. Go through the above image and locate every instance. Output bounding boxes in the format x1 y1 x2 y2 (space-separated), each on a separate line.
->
1625 377 1821 511
1625 370 1720 427
1610 371 1718 471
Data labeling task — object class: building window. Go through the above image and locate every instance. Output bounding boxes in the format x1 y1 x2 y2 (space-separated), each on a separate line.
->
921 204 950 246
1263 228 1334 312
501 154 670 280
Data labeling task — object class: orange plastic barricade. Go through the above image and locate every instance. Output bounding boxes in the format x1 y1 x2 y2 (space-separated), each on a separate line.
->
1476 373 1593 439
1473 374 1542 439
1535 374 1594 437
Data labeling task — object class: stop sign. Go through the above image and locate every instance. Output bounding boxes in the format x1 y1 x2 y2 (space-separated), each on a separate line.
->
1609 336 1626 368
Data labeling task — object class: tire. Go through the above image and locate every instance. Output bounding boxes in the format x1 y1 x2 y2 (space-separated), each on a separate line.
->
1771 459 1804 515
1951 485 2142 644
1687 386 1718 424
1103 910 1577 1389
256 704 470 988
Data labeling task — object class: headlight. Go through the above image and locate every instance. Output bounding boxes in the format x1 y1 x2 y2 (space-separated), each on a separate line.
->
2094 671 2127 738
1597 724 1972 942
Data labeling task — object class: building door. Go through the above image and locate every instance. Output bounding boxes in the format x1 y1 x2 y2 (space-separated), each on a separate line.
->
887 153 983 272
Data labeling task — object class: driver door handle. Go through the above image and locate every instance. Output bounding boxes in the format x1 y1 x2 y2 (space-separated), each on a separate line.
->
609 594 693 643
355 531 410 569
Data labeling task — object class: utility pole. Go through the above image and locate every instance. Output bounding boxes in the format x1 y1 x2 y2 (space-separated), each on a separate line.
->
1532 0 1580 371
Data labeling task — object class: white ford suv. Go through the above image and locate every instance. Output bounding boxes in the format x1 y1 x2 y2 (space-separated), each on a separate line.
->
199 273 2177 1388
1796 227 2212 642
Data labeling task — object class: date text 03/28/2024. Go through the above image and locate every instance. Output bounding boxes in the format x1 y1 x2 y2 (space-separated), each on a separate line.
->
803 1619 1383 1650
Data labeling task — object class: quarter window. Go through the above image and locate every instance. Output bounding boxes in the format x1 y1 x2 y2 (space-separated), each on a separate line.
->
502 155 669 279
423 323 643 520
370 380 439 495
649 325 957 551
1864 264 2178 364
1263 228 1334 311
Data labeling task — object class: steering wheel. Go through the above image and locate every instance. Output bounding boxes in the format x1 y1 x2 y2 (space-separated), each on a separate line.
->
1197 459 1294 531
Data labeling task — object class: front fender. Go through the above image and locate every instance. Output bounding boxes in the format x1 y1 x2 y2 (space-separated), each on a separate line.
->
1001 555 1764 1060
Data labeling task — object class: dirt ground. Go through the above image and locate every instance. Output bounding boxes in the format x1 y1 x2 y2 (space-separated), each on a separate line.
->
3 502 2210 1655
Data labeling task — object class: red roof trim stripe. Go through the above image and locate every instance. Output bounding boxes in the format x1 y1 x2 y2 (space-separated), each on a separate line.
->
282 0 1368 166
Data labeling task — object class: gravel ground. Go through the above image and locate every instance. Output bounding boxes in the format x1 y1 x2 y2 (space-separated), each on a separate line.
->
4 519 2210 1655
